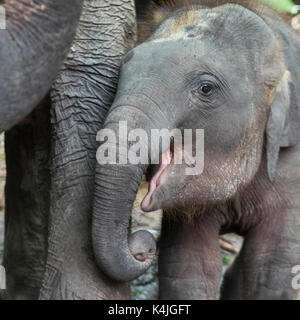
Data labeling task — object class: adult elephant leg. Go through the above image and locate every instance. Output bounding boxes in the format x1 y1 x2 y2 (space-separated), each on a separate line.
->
39 0 137 300
2 96 51 299
159 212 223 300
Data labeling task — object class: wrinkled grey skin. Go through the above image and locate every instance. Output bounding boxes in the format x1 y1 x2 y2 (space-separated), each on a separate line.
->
2 0 136 300
39 0 137 300
0 0 83 300
93 1 300 299
0 0 83 132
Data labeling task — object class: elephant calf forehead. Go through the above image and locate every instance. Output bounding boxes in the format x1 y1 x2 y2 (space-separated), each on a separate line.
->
151 4 275 49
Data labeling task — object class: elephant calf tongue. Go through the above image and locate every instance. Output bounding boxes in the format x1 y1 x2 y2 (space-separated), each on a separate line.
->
141 149 172 211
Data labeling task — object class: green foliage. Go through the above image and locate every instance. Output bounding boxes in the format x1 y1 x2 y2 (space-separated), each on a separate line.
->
0 134 4 148
259 0 299 14
222 255 231 265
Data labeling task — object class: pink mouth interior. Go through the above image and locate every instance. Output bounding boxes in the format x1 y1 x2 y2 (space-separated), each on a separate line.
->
141 149 172 211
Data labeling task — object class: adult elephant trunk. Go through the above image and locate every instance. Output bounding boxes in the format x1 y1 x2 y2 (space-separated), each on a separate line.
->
0 0 83 132
92 95 165 282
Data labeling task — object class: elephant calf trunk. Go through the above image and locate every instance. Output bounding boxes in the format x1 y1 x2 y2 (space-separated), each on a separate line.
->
92 162 156 282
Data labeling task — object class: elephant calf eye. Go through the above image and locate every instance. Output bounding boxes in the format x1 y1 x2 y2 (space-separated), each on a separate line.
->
198 82 214 95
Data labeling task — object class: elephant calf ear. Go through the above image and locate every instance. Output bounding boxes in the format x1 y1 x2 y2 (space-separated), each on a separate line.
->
266 70 300 181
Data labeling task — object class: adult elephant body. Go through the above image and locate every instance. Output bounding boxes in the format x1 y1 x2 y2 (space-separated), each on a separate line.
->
93 0 300 299
2 0 137 299
0 0 83 132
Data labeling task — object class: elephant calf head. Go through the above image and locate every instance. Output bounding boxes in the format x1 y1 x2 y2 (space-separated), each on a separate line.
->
92 0 300 282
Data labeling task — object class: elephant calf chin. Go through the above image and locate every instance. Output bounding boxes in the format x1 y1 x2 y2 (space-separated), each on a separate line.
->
92 0 300 300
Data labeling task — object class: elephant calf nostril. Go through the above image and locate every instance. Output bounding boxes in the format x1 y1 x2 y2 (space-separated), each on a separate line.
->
129 230 157 263
134 252 146 262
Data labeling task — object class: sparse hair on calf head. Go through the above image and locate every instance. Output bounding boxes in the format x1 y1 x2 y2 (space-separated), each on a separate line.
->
137 0 292 43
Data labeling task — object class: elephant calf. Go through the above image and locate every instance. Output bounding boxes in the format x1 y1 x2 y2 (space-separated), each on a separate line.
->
92 0 300 299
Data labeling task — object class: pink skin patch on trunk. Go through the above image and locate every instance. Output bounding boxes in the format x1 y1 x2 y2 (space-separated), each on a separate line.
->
141 149 173 211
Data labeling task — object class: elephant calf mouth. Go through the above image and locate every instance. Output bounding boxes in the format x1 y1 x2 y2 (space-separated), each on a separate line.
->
141 148 173 212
